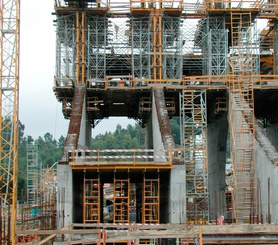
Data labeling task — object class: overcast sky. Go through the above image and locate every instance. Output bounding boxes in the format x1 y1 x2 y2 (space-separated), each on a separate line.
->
20 0 134 140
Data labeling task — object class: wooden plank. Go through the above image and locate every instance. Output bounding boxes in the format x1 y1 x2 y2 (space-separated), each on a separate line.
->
38 234 56 245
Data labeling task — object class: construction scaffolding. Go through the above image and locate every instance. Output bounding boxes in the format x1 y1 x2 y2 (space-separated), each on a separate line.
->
34 2 278 245
142 178 160 224
228 12 258 223
180 90 208 224
84 178 101 223
114 178 130 223
26 142 39 205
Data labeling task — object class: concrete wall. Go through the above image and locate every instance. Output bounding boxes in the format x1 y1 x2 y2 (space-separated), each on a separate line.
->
57 163 73 228
169 165 186 223
207 114 228 220
266 122 278 151
256 141 278 223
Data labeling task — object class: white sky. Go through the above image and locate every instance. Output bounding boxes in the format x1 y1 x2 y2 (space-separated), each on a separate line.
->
20 0 134 140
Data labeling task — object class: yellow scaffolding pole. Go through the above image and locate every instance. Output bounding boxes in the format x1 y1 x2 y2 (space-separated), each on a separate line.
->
0 0 19 244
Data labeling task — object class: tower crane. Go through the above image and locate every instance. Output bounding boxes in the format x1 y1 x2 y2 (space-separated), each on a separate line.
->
0 0 20 244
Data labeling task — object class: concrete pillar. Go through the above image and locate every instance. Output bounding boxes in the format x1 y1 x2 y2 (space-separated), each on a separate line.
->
169 165 186 223
78 95 91 148
207 114 228 220
151 91 165 153
57 163 73 228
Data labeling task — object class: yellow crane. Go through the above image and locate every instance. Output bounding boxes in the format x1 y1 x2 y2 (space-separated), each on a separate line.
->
0 0 19 244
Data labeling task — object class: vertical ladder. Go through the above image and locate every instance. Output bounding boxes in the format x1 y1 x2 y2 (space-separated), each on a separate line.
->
228 12 257 223
180 90 208 224
84 178 101 223
142 178 160 224
114 179 130 223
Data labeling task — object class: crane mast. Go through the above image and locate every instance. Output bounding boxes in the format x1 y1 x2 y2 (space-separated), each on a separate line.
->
0 0 20 244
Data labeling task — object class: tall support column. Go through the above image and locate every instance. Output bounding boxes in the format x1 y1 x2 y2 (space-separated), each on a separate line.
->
0 0 19 243
180 90 208 224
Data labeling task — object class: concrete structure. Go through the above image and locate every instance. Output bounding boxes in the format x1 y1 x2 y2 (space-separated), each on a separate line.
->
52 0 278 243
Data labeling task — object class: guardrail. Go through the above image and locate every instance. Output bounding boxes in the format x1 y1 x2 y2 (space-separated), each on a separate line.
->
54 74 278 90
67 148 182 165
54 0 277 15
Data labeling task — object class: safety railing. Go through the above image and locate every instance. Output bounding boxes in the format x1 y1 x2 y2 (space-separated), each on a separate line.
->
204 0 264 10
130 0 183 9
67 148 182 165
182 0 206 15
54 0 109 9
53 0 278 15
54 76 74 88
55 74 278 90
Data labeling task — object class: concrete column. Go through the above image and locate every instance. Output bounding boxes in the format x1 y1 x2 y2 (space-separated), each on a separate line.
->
169 165 186 223
78 95 91 148
151 91 165 152
57 163 73 228
207 114 228 220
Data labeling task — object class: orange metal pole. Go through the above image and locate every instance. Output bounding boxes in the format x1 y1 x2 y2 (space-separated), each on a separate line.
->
158 14 162 80
153 11 157 80
82 12 85 84
76 12 80 84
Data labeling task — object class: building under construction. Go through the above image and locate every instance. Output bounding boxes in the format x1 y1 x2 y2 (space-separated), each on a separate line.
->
16 0 278 243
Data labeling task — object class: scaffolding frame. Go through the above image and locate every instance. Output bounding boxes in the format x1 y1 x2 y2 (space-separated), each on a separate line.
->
87 16 108 80
26 143 39 205
228 12 257 223
142 177 160 224
113 178 130 223
206 17 228 76
180 90 208 224
131 6 183 81
183 18 207 74
84 177 101 223
55 14 76 86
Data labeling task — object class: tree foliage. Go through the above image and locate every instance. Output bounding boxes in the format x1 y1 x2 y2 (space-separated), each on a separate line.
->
92 119 181 149
17 122 65 202
17 118 181 202
92 124 145 149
